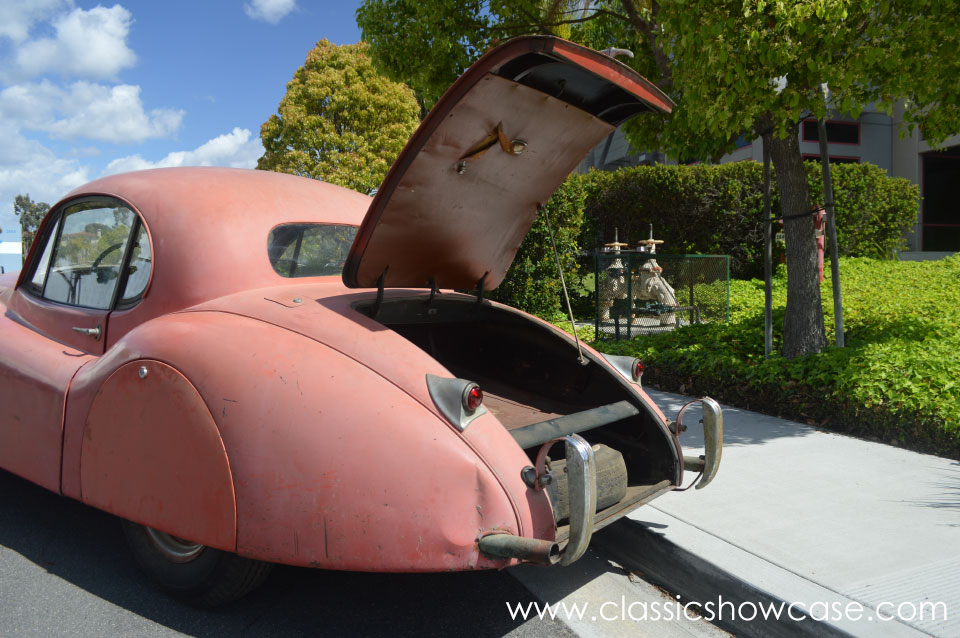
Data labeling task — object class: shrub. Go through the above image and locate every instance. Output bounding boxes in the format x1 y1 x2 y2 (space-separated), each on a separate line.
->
804 161 919 259
493 162 919 317
583 163 772 279
491 173 601 319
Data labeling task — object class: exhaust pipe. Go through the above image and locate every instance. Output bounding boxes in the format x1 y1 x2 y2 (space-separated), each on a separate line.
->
478 534 560 565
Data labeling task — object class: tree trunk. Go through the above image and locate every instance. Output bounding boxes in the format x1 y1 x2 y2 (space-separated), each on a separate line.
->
764 129 827 358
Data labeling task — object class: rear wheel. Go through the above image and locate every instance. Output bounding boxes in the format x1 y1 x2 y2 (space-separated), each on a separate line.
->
121 520 273 607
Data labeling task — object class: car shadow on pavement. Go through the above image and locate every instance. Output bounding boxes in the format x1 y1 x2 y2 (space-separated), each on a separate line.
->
0 469 574 638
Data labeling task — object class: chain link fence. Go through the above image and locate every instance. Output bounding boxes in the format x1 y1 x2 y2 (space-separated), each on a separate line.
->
594 252 730 340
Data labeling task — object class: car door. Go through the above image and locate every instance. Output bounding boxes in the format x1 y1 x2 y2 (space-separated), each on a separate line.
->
0 197 146 492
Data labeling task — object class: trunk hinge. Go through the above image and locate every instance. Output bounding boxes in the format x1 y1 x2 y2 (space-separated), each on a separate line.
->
426 277 440 308
370 266 388 319
539 204 588 366
474 272 488 305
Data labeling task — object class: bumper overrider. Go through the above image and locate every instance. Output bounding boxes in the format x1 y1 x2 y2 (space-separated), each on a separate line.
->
478 398 723 566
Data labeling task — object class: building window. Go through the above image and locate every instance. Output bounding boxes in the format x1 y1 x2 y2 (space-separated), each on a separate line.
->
801 119 860 145
802 154 860 164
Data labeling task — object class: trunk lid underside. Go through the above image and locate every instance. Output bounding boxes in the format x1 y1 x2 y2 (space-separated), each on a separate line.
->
343 36 672 292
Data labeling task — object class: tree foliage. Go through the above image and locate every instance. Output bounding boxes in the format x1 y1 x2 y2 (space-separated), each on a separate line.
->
358 0 959 357
14 194 50 257
257 39 421 194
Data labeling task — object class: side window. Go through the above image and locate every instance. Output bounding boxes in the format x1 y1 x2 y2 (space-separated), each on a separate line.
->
29 200 138 310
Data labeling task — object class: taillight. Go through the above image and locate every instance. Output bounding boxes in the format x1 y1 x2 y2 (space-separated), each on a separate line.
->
632 359 644 382
462 384 483 413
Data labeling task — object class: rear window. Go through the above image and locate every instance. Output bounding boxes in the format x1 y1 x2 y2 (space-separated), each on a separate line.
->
267 224 358 278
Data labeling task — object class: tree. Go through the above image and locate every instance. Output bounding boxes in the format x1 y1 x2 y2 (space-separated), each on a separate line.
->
14 194 50 259
257 39 421 194
357 0 960 358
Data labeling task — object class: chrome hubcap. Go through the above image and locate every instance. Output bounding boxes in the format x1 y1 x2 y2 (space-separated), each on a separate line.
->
145 527 205 563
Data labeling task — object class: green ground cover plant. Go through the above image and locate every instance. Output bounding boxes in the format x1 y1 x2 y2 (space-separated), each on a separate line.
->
561 256 960 458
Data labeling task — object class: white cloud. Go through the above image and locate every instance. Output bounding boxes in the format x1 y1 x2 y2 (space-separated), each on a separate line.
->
0 80 184 143
103 128 264 174
14 5 136 80
0 0 68 44
0 128 90 235
244 0 297 24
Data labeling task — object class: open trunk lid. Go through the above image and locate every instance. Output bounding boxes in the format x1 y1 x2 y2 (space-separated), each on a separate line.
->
342 36 672 291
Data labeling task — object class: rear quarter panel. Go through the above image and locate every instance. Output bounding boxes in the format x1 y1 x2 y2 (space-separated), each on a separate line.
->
63 310 526 571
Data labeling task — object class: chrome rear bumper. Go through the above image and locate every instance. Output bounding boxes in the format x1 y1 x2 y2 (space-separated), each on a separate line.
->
479 433 597 565
479 398 724 566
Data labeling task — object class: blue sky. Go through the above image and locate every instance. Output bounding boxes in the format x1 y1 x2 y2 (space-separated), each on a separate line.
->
0 0 364 241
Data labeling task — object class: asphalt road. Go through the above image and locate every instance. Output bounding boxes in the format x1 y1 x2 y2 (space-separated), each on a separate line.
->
0 469 575 638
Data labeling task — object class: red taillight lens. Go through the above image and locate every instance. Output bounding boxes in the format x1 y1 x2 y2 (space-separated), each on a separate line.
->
463 384 483 413
632 359 644 381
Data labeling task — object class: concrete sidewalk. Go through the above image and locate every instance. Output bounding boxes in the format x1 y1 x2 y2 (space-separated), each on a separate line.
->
596 389 959 638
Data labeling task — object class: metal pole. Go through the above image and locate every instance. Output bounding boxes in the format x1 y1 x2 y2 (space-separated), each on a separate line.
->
817 117 845 347
763 137 773 357
626 252 632 340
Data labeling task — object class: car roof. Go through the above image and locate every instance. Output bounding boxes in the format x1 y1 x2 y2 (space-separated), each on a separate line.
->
52 167 371 313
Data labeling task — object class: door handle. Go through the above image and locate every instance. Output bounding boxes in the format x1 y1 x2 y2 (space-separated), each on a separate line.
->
72 324 102 340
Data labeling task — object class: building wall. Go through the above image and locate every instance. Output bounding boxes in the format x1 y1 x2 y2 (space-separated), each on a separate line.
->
0 230 22 274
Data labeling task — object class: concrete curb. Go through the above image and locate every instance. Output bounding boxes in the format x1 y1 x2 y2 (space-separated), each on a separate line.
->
594 518 857 638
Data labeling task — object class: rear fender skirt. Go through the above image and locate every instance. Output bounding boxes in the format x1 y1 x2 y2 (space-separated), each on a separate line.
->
80 360 237 552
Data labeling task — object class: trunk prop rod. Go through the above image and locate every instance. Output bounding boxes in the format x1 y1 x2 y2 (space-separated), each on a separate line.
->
540 204 588 366
474 272 488 305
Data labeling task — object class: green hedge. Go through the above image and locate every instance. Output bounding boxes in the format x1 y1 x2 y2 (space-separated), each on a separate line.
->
583 163 770 278
589 256 960 459
493 162 919 317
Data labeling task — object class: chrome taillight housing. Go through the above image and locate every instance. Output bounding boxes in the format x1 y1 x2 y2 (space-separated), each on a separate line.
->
426 374 487 431
462 383 483 413
600 354 644 386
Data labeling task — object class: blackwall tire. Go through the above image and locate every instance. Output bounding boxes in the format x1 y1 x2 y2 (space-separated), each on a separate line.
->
121 520 273 607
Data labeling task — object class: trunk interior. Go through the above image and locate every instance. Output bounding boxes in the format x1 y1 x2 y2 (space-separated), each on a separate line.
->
357 295 679 536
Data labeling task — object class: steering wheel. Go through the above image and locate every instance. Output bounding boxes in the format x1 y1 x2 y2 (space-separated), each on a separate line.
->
92 242 126 270
92 242 126 283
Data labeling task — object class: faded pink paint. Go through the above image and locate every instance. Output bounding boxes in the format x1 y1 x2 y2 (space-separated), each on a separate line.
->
81 360 237 552
0 36 684 575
